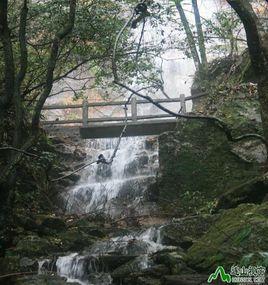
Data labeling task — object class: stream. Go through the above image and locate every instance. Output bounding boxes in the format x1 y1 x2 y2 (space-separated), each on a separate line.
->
37 2 222 282
39 137 174 285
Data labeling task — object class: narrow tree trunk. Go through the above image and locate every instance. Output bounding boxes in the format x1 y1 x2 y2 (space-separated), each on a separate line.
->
191 0 207 67
0 0 15 109
13 0 28 148
174 0 201 70
258 75 268 149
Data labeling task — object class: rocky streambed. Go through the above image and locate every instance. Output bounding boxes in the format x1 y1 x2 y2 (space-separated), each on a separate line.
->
2 119 268 285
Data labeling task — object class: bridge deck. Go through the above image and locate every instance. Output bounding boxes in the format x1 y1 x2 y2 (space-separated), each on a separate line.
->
42 93 207 139
80 119 178 139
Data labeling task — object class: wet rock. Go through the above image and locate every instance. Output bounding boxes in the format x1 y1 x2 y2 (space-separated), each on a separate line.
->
67 173 81 182
73 148 86 161
95 163 112 181
161 274 208 285
19 257 38 272
152 251 193 275
232 140 267 163
116 176 155 201
57 228 96 251
240 251 268 267
153 120 259 216
137 277 161 285
186 203 268 271
112 255 153 279
16 215 40 232
160 215 217 250
38 257 57 273
99 255 137 271
16 275 78 285
145 137 158 151
129 240 154 255
214 177 268 212
0 256 20 275
142 264 170 277
41 217 67 231
124 154 149 177
14 236 57 257
71 218 106 238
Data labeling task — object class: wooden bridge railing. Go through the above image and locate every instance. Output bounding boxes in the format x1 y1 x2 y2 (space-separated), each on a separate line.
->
42 92 207 126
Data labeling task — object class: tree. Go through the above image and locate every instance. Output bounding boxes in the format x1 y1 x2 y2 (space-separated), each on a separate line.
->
227 0 268 151
173 0 207 73
174 0 201 70
191 0 207 67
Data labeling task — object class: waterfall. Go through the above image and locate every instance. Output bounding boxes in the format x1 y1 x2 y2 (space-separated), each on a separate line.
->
39 2 223 284
66 136 159 218
45 226 172 285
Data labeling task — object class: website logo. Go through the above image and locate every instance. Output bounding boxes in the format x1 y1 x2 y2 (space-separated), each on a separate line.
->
208 266 231 283
208 265 266 284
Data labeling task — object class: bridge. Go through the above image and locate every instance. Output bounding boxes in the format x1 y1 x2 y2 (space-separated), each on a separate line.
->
42 93 206 139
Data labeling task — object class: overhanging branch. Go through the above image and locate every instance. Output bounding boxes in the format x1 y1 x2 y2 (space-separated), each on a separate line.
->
112 3 267 149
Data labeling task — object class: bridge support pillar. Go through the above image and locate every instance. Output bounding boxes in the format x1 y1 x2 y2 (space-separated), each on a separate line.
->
180 94 186 114
82 98 89 127
131 97 137 122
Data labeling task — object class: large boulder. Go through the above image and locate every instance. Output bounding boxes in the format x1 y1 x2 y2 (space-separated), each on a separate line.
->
161 274 208 285
14 235 58 257
214 175 268 212
41 216 67 231
16 275 78 285
152 251 194 275
160 215 217 249
152 120 260 216
186 202 268 271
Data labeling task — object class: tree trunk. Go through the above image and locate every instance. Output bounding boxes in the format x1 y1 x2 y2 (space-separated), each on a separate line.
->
191 0 207 67
13 0 28 148
0 0 15 109
227 0 268 152
31 0 77 132
174 0 201 71
258 75 268 149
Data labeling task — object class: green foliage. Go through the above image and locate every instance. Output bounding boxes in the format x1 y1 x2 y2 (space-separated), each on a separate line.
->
204 10 245 56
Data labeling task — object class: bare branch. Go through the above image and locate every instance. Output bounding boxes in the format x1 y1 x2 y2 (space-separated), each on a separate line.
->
0 147 38 158
111 4 267 149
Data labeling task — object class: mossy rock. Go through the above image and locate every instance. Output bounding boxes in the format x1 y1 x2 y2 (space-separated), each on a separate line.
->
240 251 268 267
0 256 20 275
16 275 77 285
71 218 106 237
152 251 193 275
160 215 217 249
186 203 268 271
137 277 161 285
154 120 260 216
14 235 59 257
112 255 153 279
214 176 268 212
41 216 67 231
57 228 96 251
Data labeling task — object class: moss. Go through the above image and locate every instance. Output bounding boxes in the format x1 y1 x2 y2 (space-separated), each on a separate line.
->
186 203 268 271
154 120 260 216
13 235 59 258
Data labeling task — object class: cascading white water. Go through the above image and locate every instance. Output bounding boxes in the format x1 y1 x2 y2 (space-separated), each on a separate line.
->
42 226 172 285
66 136 159 218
